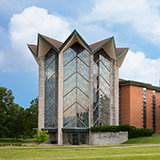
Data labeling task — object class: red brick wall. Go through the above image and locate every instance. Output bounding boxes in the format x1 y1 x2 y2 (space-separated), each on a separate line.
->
146 89 152 129
156 92 160 133
130 86 143 128
120 86 130 125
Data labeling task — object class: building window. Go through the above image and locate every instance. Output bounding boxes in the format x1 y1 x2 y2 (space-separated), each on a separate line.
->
93 49 110 126
152 90 156 132
44 49 58 127
63 42 89 128
142 88 146 128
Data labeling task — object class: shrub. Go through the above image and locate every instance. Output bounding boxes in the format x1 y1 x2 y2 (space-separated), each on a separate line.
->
90 124 154 139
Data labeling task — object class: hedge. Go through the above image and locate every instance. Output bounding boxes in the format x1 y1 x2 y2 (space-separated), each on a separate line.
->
90 124 154 139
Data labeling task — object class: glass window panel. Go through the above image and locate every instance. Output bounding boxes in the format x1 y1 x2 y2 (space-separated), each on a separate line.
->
77 58 89 80
99 90 110 111
45 49 56 68
63 74 76 96
100 53 110 70
77 74 89 95
77 104 89 127
45 75 55 97
63 48 76 65
71 42 85 55
77 89 89 110
93 76 99 95
77 119 87 127
63 104 76 127
77 50 89 66
101 106 110 125
63 58 76 80
93 63 99 80
79 133 86 144
45 89 55 111
99 61 110 84
64 118 76 128
45 60 55 82
93 106 99 124
99 76 110 98
63 88 76 111
45 104 55 127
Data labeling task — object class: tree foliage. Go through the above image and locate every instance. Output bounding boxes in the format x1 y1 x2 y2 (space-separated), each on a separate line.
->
0 86 38 140
33 130 49 144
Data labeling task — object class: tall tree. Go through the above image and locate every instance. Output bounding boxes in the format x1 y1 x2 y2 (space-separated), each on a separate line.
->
24 97 38 137
0 87 14 138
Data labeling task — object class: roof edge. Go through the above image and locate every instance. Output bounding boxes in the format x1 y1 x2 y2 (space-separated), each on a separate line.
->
27 44 37 57
117 48 129 60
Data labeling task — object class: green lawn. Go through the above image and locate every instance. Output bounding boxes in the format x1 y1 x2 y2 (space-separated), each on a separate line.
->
1 134 160 159
0 138 35 144
123 134 160 144
0 146 160 159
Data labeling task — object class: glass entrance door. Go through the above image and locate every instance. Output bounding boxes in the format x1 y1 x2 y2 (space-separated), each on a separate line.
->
72 133 78 145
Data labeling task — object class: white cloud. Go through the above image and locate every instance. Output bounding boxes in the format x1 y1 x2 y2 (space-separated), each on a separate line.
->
0 6 70 72
81 0 160 45
120 50 160 86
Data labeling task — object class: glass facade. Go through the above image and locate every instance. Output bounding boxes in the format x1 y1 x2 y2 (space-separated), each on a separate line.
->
44 49 58 127
63 42 89 128
93 49 110 126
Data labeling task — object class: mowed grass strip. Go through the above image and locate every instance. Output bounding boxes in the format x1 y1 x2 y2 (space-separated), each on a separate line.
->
1 146 160 160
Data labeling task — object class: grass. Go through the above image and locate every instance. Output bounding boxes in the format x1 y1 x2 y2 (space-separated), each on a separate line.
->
0 146 160 159
123 134 160 145
0 134 160 159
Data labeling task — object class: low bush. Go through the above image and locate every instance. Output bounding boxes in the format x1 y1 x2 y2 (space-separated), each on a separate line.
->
90 124 154 138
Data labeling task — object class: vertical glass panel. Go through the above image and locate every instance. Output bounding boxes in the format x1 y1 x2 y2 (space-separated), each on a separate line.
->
63 48 76 65
45 89 55 111
78 50 89 66
63 58 76 80
100 90 110 111
63 88 76 111
63 74 76 96
64 118 76 127
77 89 89 110
45 49 56 68
45 60 55 82
77 104 89 127
45 75 55 97
93 76 99 95
93 63 99 80
99 76 110 98
77 119 87 127
100 54 110 70
93 106 99 125
77 74 89 95
45 104 55 127
93 90 99 109
99 61 110 84
101 107 110 125
77 58 89 80
63 104 76 127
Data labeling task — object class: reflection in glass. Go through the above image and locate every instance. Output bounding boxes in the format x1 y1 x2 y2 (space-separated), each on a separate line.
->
93 49 110 126
44 49 58 127
63 42 89 128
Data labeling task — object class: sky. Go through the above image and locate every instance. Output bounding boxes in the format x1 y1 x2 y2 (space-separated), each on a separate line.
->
1 0 160 108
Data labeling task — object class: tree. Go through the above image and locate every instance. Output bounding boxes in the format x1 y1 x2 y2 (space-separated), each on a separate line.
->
33 130 49 145
0 87 15 138
24 97 38 137
11 104 25 141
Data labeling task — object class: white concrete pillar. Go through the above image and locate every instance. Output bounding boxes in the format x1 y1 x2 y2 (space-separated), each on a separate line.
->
58 51 63 145
38 56 45 130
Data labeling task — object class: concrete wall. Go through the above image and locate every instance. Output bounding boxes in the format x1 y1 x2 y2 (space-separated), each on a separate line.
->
91 131 128 145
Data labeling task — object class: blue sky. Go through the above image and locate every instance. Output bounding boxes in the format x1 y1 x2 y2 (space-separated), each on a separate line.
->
1 0 160 108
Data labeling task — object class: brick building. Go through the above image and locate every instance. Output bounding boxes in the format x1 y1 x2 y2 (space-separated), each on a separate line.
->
119 79 160 133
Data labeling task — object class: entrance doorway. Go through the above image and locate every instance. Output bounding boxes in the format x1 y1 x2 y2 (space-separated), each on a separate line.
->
67 132 86 145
